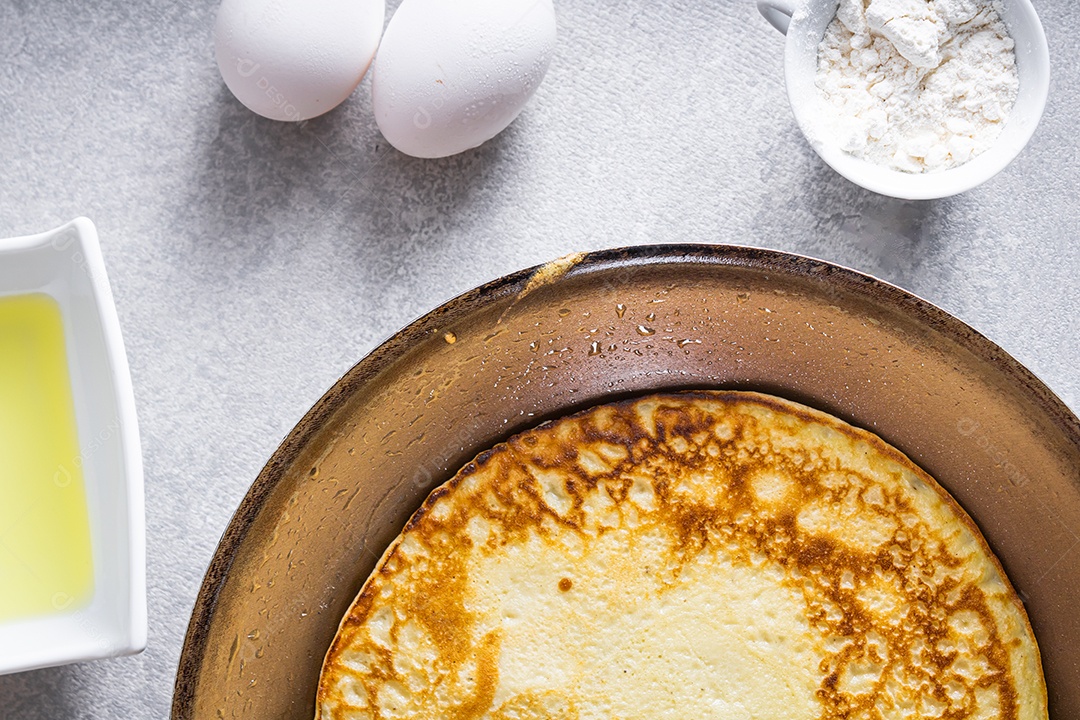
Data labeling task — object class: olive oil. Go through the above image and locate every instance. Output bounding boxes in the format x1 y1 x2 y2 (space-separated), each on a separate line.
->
0 293 93 621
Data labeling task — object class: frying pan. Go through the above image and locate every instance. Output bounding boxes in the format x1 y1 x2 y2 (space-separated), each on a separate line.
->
173 245 1080 718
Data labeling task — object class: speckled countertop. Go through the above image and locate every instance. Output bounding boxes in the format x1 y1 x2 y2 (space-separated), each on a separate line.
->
1 0 1078 717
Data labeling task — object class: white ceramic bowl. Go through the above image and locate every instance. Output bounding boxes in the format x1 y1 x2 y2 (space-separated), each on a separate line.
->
0 218 145 674
759 0 1050 200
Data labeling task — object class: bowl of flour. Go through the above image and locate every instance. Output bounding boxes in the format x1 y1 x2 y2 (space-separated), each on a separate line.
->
758 0 1049 199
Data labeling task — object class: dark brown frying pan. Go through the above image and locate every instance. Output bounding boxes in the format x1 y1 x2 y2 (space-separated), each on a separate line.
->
172 245 1080 718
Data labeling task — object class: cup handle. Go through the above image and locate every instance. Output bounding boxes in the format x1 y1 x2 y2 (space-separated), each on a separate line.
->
757 0 797 35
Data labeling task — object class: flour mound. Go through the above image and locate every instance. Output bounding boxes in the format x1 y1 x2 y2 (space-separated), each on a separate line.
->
812 0 1019 173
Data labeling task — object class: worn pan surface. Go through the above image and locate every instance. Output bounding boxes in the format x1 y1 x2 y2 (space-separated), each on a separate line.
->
173 245 1080 718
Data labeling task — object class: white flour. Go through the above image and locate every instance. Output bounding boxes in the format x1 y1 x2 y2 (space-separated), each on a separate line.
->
811 0 1019 173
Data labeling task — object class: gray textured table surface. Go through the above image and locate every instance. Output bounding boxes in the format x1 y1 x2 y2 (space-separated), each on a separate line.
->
1 0 1078 717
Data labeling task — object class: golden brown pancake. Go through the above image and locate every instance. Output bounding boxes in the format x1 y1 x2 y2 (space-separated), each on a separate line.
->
317 391 1046 720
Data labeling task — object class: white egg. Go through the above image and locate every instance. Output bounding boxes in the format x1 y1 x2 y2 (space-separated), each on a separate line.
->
372 0 557 158
215 0 385 122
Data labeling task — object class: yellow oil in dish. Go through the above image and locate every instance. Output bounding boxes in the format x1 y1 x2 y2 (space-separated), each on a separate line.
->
0 293 94 622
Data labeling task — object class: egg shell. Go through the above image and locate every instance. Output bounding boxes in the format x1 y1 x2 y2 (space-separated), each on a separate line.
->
372 0 556 158
215 0 385 122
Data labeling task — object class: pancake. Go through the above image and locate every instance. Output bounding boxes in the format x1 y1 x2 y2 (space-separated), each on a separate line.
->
316 391 1047 720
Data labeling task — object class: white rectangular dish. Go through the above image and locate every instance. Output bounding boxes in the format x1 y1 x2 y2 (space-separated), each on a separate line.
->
0 217 145 674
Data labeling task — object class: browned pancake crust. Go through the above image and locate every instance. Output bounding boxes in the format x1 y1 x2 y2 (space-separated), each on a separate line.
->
317 390 1046 720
